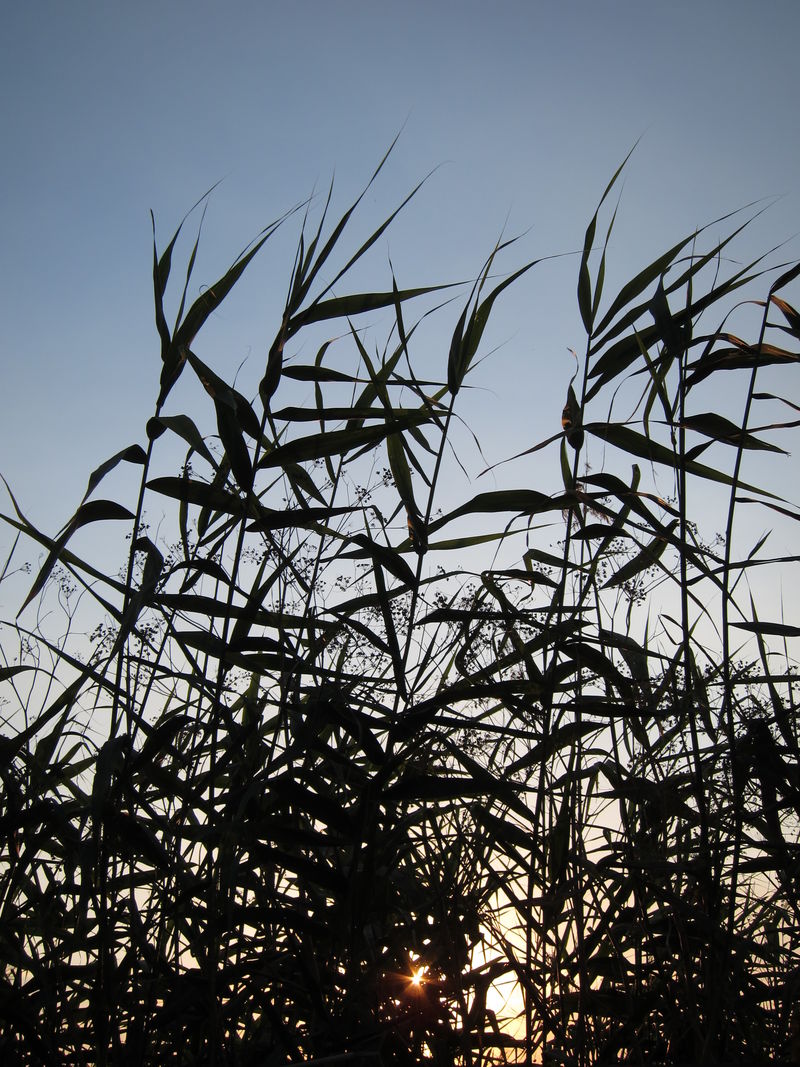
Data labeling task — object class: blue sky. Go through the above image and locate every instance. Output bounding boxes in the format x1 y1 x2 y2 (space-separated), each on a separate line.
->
1 1 798 589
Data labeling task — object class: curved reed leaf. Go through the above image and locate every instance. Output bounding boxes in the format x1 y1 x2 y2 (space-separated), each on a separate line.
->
18 499 134 615
603 519 678 588
429 488 569 533
147 414 217 467
255 417 430 468
350 531 416 587
770 294 800 338
146 476 243 513
732 620 800 638
82 444 147 503
578 143 636 334
682 411 787 452
685 336 800 388
0 665 34 682
288 284 448 333
585 421 782 498
282 363 354 383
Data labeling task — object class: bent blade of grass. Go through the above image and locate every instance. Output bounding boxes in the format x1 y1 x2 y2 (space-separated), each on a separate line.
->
602 519 678 589
288 283 454 333
282 362 354 384
256 416 432 470
578 142 637 335
19 499 135 616
146 476 244 514
146 414 217 468
429 488 570 534
584 421 783 499
685 338 800 389
681 411 787 453
80 444 147 504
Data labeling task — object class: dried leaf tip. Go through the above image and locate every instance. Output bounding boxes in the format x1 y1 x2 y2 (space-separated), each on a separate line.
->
562 383 584 452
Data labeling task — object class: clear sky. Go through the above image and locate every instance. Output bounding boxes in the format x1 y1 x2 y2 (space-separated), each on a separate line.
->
1 1 798 580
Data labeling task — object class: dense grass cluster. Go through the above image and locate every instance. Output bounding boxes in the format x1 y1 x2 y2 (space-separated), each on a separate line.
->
1 151 799 1065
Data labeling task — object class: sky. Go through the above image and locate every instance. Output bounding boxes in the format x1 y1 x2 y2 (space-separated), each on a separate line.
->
1 1 799 616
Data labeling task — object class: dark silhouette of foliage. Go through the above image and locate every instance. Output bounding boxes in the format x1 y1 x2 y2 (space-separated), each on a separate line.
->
1 152 799 1065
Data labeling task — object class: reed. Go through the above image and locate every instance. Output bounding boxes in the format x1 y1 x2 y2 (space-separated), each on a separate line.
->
1 149 798 1065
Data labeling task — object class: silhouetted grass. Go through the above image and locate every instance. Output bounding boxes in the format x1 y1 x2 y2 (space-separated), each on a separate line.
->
1 149 798 1065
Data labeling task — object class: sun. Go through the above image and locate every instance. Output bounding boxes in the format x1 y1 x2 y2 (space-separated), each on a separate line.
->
409 965 427 987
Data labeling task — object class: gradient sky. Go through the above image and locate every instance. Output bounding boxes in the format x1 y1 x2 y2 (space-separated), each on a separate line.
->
1 2 798 603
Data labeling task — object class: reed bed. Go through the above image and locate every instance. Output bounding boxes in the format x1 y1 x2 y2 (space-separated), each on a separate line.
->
1 150 799 1065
